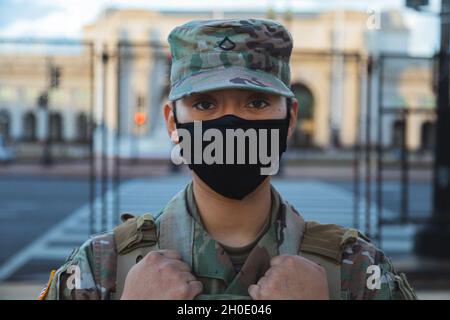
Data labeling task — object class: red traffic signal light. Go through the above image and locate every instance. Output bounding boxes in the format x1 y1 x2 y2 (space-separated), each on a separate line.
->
134 112 147 126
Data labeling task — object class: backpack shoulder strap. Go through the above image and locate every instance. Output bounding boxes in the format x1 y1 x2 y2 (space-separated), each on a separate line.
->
157 189 195 267
111 213 159 300
299 221 362 300
90 231 117 299
110 188 193 300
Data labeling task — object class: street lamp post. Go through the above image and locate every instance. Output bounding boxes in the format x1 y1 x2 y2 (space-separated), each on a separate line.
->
39 60 61 166
38 92 51 165
414 0 450 258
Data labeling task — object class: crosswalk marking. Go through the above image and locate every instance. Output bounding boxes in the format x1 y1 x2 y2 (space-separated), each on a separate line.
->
0 175 415 281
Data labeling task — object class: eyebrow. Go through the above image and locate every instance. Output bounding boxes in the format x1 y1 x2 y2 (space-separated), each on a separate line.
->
246 92 272 100
183 91 274 104
186 93 216 101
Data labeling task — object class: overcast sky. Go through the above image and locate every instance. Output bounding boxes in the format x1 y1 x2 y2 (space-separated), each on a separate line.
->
0 0 441 55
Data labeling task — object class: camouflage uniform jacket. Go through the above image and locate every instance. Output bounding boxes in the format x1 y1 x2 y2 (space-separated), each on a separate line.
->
42 182 417 300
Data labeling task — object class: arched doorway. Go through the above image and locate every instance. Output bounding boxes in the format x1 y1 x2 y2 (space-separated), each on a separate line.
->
0 109 11 141
392 119 405 149
76 112 89 143
23 111 37 141
290 83 315 148
420 121 435 151
49 112 63 142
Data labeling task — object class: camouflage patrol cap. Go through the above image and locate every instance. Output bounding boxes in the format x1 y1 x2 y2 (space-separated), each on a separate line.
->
167 18 295 101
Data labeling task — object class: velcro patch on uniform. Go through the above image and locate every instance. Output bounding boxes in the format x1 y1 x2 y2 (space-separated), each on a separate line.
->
38 270 56 300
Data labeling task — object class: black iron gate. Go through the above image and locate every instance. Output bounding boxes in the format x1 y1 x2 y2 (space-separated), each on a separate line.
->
355 53 438 248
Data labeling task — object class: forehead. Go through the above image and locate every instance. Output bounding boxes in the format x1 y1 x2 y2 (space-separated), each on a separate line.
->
179 89 283 102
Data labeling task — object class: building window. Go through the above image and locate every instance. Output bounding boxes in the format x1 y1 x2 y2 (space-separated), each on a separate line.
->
76 112 89 143
23 111 37 141
0 109 11 141
290 83 315 148
49 112 63 142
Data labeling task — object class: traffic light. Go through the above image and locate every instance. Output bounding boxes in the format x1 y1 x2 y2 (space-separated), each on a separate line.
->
50 66 61 89
38 92 48 109
134 111 147 127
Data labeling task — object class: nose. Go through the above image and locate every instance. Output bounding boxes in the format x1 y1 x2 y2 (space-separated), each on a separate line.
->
218 103 247 119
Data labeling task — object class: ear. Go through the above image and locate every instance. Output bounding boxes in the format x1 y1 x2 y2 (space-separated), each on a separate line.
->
287 98 298 139
163 101 179 144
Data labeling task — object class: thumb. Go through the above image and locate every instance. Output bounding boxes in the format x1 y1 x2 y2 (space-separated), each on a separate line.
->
248 284 261 300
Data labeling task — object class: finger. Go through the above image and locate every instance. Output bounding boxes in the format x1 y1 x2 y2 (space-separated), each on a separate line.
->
299 255 323 269
187 280 203 298
179 271 197 283
165 259 192 272
264 267 277 278
270 254 287 267
155 250 182 260
256 275 270 288
248 284 261 300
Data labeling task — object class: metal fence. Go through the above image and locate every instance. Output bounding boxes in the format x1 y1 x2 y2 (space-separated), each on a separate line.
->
0 38 443 245
355 53 437 245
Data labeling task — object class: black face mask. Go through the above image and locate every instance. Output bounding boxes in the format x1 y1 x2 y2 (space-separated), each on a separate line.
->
173 106 290 200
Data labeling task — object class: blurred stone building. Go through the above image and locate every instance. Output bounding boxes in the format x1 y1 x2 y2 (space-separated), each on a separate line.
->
0 8 435 160
0 48 92 159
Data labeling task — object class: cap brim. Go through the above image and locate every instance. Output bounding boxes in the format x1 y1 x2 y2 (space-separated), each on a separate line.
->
168 66 294 101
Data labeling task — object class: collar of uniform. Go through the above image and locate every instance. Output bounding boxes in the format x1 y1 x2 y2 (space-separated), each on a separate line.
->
184 180 304 291
184 180 279 233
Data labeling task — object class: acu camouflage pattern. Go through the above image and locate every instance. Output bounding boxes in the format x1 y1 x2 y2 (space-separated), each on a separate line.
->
340 237 416 299
168 19 295 100
44 232 116 300
42 182 417 300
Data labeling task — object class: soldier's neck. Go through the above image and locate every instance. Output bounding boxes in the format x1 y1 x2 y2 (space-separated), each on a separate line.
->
192 174 272 248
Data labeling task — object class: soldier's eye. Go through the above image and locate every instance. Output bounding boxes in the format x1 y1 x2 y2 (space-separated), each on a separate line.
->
247 99 269 109
193 101 216 110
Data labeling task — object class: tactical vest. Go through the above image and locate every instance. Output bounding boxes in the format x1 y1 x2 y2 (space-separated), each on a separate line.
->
100 200 362 300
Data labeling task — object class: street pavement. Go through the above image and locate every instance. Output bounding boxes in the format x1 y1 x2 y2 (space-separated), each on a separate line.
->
0 174 425 286
0 176 90 274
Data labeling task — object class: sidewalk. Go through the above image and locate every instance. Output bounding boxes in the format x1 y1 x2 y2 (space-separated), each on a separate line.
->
0 161 172 178
0 282 449 300
0 160 432 181
0 283 43 300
